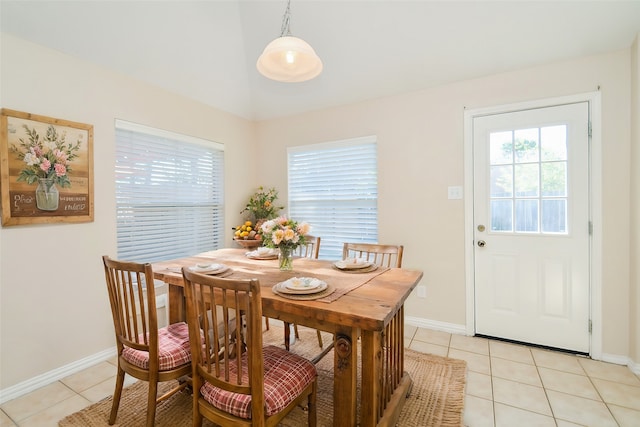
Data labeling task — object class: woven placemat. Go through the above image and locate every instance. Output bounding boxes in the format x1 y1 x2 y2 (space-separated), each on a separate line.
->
272 283 336 300
59 327 466 427
331 263 380 273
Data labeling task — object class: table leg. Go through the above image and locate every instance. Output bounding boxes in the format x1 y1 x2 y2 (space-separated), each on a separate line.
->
333 326 358 427
361 306 413 427
360 329 383 426
168 283 185 323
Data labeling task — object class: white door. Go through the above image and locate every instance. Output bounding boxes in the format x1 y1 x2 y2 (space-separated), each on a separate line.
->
473 102 590 353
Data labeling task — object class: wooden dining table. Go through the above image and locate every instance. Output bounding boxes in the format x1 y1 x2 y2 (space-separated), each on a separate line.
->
153 248 423 427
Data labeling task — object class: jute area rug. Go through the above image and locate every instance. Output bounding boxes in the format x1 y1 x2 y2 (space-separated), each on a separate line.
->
59 326 467 426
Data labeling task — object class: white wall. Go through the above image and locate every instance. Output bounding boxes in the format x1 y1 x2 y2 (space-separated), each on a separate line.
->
1 32 637 395
0 34 256 391
255 49 633 359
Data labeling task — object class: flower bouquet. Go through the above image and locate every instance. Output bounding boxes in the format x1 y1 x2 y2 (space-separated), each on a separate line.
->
10 124 81 210
260 217 310 270
240 186 284 223
10 124 81 187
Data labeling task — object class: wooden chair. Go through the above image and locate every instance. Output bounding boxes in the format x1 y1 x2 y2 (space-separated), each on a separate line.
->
294 234 321 259
102 256 192 427
181 268 317 427
286 236 324 350
342 242 404 268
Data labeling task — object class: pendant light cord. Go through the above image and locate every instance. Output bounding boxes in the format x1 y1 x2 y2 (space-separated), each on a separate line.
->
280 0 292 37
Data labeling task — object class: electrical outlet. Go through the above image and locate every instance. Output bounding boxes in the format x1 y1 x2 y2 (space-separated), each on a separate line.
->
417 286 426 298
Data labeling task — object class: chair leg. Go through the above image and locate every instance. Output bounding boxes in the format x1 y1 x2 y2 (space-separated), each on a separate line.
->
285 324 323 350
308 380 317 427
192 377 203 427
284 322 291 351
146 379 158 427
109 366 126 425
194 408 203 427
294 323 300 339
264 316 270 331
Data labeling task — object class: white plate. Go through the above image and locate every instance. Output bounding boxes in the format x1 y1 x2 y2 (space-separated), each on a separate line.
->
276 278 328 294
189 263 227 274
333 258 372 270
246 249 279 259
284 277 323 291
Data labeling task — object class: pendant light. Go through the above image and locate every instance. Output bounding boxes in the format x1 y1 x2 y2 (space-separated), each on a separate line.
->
256 0 323 83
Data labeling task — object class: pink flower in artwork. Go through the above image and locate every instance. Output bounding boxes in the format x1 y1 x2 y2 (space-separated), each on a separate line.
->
54 149 68 163
54 163 67 177
40 159 51 172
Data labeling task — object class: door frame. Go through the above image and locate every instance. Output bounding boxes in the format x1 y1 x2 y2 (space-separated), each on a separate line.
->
463 91 602 359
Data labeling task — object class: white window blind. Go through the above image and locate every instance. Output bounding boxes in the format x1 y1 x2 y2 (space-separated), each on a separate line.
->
288 136 378 260
115 120 225 263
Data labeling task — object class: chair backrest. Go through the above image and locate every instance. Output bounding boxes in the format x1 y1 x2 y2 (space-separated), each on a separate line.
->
295 235 321 259
181 268 267 420
102 256 159 361
342 242 404 268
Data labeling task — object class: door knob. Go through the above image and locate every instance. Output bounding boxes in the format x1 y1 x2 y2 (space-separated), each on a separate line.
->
477 240 486 247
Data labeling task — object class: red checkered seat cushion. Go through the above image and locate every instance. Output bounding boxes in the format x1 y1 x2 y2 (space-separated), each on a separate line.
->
200 345 317 419
122 322 192 371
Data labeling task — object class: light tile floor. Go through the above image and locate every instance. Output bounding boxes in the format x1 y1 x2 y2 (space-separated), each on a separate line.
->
2 326 639 426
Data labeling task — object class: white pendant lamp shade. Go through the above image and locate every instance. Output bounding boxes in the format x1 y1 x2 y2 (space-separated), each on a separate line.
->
256 0 322 83
257 36 323 83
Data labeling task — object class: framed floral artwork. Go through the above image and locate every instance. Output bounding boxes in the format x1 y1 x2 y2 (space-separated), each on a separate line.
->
0 109 94 226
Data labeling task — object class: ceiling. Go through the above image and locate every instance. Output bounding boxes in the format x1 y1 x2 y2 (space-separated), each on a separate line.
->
2 1 640 121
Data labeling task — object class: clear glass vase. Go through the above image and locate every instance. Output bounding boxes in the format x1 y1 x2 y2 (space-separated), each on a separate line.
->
35 178 59 211
278 247 294 271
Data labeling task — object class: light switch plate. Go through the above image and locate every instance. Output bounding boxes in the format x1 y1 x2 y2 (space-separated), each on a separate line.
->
448 186 463 199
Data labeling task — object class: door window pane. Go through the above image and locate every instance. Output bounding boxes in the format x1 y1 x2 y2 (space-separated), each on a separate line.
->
541 162 567 197
515 164 539 197
514 128 539 163
490 131 513 165
490 165 513 198
541 125 567 161
515 199 539 232
491 200 513 232
542 199 567 233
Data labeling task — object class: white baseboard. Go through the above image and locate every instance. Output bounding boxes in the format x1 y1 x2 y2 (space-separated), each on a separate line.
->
1 299 167 405
0 346 116 405
600 352 630 366
601 353 640 375
405 316 467 335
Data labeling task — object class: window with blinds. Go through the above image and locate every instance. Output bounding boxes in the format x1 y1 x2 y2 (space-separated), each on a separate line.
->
288 136 378 260
115 120 225 263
